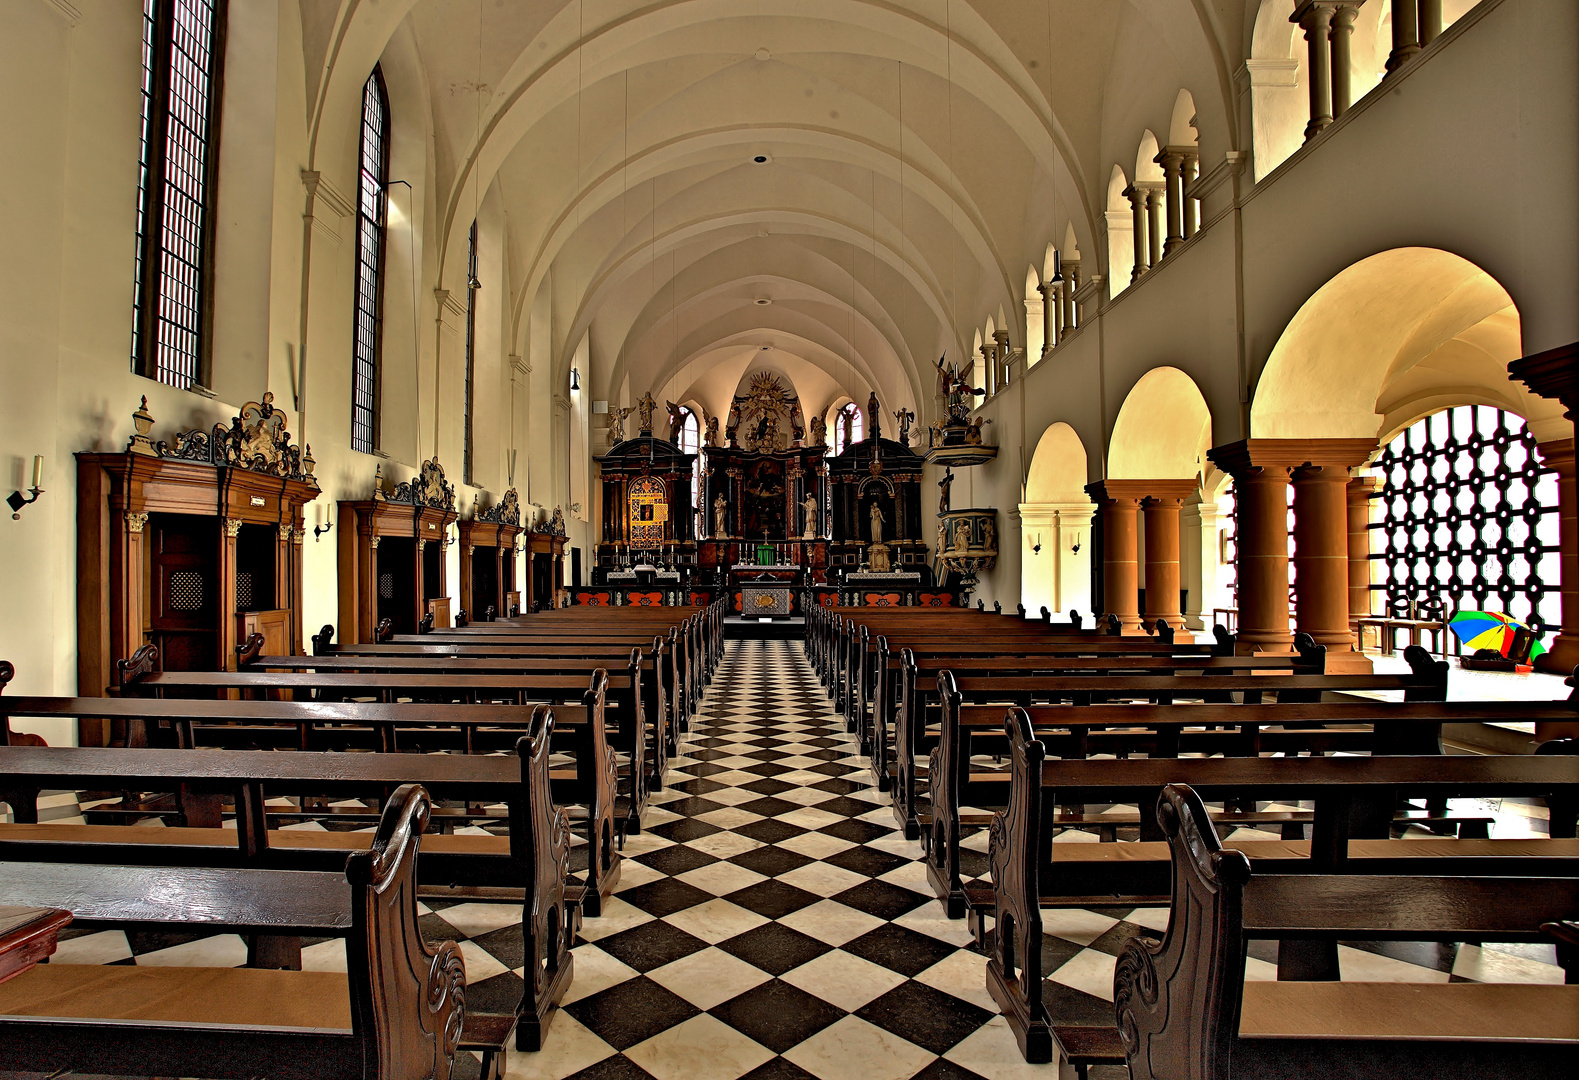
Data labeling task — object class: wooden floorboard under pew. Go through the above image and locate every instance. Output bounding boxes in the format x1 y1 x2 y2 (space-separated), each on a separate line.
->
0 714 582 1053
1113 784 1579 1080
980 710 1579 1063
884 644 1451 838
117 649 655 831
0 688 622 917
922 675 1579 918
0 784 472 1080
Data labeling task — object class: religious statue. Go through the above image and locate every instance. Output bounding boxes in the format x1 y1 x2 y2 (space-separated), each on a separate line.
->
750 409 779 452
726 402 742 447
893 407 916 447
867 391 882 441
607 405 633 445
802 493 819 539
713 493 729 538
869 501 886 543
704 414 720 447
934 354 985 418
964 416 993 445
789 403 805 442
840 407 854 450
937 468 953 514
665 400 684 443
809 414 827 446
636 392 657 434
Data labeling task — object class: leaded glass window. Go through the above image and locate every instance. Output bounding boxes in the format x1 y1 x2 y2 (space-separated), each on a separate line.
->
351 68 390 455
1369 406 1560 629
833 401 864 456
132 0 227 389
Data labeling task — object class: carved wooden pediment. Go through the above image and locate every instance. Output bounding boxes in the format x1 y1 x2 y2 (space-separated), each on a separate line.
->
131 393 318 486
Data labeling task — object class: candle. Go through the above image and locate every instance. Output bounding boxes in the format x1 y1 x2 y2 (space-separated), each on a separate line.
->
31 455 42 489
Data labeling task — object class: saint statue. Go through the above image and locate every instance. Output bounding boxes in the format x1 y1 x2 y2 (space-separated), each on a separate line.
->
802 493 819 539
937 468 953 514
713 493 729 538
704 415 720 447
809 414 827 446
867 391 882 441
636 392 657 434
840 407 854 450
607 406 633 445
666 401 684 443
789 403 805 442
869 501 886 544
893 407 916 447
726 402 742 447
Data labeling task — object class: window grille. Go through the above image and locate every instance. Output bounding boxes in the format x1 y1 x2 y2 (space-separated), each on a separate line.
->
1368 406 1560 628
132 0 226 389
351 68 390 455
464 220 479 483
170 571 205 611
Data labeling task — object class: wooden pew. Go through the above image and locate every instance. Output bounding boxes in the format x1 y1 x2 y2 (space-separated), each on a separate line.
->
1113 783 1579 1080
0 692 622 918
886 644 1450 837
0 783 472 1079
982 712 1579 1063
925 674 1578 918
120 649 654 831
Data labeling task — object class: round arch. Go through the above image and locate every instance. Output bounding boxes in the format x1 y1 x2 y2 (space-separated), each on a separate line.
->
1109 367 1212 481
1020 423 1094 621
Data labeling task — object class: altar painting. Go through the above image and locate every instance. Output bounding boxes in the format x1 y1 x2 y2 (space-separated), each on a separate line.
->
743 458 786 539
628 475 669 549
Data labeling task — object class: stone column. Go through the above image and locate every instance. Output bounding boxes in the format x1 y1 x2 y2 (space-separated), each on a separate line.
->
1419 0 1442 46
1329 3 1361 118
1143 184 1165 269
1386 0 1420 73
1036 281 1055 357
1123 185 1149 281
1181 150 1200 239
1157 149 1187 256
1292 2 1336 141
994 329 1012 388
1208 442 1294 653
1182 497 1222 631
1141 486 1194 629
1087 482 1145 632
1508 342 1579 677
1063 261 1080 330
1346 474 1381 640
1293 460 1370 658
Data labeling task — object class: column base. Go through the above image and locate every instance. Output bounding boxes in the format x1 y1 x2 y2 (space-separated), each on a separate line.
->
1533 633 1579 678
1323 650 1374 674
1236 633 1295 655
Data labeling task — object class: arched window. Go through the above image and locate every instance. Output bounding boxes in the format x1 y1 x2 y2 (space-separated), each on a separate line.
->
132 0 227 389
677 407 701 512
833 401 864 456
351 67 390 455
1369 406 1561 631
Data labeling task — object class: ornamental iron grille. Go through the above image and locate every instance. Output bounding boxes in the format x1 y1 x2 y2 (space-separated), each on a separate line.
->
351 68 390 455
1368 406 1560 629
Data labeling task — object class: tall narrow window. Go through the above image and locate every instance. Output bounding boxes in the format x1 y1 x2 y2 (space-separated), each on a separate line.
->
132 0 228 389
351 68 390 455
677 407 701 514
833 401 864 456
464 221 479 483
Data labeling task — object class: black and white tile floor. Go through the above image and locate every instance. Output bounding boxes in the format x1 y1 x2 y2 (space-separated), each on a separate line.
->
33 639 1566 1080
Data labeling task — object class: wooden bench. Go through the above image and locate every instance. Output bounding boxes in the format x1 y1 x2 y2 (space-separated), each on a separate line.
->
982 713 1579 1062
0 690 622 918
1113 783 1579 1079
120 649 654 831
0 783 475 1079
921 675 1568 919
886 644 1450 837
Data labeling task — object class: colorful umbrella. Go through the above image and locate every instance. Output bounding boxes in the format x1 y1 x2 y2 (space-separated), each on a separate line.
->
1447 610 1546 659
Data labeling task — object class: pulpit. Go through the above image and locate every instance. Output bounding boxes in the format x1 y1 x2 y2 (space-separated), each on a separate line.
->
337 460 458 640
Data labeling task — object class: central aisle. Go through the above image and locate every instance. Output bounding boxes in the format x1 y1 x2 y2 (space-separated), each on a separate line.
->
530 638 1089 1080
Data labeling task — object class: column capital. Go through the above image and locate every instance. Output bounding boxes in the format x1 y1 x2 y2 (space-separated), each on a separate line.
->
1085 479 1150 504
1208 438 1375 477
1509 341 1579 420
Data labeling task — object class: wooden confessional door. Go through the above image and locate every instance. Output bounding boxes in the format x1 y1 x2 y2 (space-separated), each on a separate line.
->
376 537 418 635
471 546 498 619
148 514 219 671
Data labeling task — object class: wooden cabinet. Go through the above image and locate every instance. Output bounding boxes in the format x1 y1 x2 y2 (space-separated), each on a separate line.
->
76 395 321 722
457 489 524 622
336 459 458 642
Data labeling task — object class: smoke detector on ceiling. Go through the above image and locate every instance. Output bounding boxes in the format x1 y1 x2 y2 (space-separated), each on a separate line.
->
754 297 772 306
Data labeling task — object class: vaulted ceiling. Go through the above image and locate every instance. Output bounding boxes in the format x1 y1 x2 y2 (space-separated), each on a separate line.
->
301 0 1254 417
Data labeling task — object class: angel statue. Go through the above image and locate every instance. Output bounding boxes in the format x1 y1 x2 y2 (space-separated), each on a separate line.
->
704 414 721 447
636 392 657 434
809 414 827 447
964 416 993 446
893 407 916 447
666 400 684 443
607 405 633 445
934 354 985 418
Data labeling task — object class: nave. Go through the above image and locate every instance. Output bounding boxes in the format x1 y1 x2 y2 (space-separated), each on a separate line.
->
11 637 1566 1080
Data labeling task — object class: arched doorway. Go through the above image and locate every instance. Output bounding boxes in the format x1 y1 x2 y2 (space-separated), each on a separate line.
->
1019 423 1093 620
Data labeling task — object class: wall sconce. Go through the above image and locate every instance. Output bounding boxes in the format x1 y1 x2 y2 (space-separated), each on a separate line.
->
313 503 334 543
1031 532 1042 555
1071 534 1082 554
8 456 44 520
570 367 580 392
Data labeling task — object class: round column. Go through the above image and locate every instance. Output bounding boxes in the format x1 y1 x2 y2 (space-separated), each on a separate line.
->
1386 0 1420 72
1346 475 1380 638
1295 2 1336 141
1159 152 1186 256
1330 4 1360 117
1100 494 1142 632
1142 495 1185 629
1038 281 1057 353
1144 185 1165 268
1292 464 1356 649
1124 186 1149 281
1236 466 1295 651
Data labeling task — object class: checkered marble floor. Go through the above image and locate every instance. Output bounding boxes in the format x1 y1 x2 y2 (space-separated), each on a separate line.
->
31 639 1567 1080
